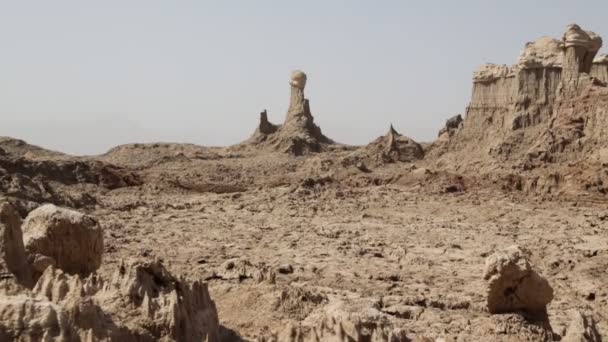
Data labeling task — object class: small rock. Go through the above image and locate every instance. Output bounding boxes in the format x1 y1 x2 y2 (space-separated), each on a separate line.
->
278 263 294 274
483 245 553 314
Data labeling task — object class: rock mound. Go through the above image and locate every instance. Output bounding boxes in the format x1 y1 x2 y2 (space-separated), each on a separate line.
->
245 70 333 155
345 125 424 167
0 138 141 212
261 297 409 342
22 204 103 280
483 245 553 315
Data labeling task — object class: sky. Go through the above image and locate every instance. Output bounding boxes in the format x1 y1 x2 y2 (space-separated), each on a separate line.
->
1 1 607 155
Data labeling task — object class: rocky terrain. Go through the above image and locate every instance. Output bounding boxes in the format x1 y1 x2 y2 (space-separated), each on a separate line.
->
1 23 608 341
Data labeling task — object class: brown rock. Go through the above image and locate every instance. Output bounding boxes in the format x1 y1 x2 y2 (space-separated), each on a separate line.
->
483 245 553 314
21 204 103 279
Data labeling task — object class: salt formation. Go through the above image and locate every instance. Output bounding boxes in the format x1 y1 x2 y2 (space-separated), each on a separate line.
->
483 246 553 314
249 109 279 144
434 23 608 187
344 125 424 167
246 70 333 155
0 201 220 341
367 125 424 164
260 297 409 342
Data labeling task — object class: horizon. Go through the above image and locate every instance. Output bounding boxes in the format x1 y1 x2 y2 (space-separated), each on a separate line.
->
1 1 607 155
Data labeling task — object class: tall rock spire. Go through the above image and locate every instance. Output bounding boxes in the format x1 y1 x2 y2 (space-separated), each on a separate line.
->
243 70 333 155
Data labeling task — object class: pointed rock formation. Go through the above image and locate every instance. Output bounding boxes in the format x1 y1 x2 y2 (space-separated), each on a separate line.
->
244 70 333 155
248 110 279 144
0 260 221 341
342 125 423 169
383 124 424 162
0 201 33 290
0 205 220 341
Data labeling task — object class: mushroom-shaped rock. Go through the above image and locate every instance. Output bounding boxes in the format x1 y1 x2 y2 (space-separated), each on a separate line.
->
243 70 333 155
0 201 33 289
563 24 592 48
483 245 553 314
562 24 603 77
22 204 103 278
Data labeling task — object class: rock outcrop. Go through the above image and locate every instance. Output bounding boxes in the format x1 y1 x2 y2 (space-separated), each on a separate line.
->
432 23 608 196
344 125 424 167
22 204 103 280
0 201 33 289
1 261 220 341
0 204 220 341
244 70 333 155
0 137 141 212
260 297 409 342
483 245 553 315
249 110 280 144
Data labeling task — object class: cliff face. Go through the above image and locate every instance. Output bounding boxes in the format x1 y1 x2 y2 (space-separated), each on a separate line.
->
433 24 608 174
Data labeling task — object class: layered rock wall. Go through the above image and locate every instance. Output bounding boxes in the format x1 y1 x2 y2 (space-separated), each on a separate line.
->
435 24 608 174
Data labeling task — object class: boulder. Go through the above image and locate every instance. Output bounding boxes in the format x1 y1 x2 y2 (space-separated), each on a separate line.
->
21 204 103 278
0 201 33 288
483 245 553 314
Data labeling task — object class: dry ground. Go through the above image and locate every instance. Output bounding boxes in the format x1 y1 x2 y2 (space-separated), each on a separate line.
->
94 178 608 340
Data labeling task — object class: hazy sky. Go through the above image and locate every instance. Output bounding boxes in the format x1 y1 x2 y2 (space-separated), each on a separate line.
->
1 1 607 155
